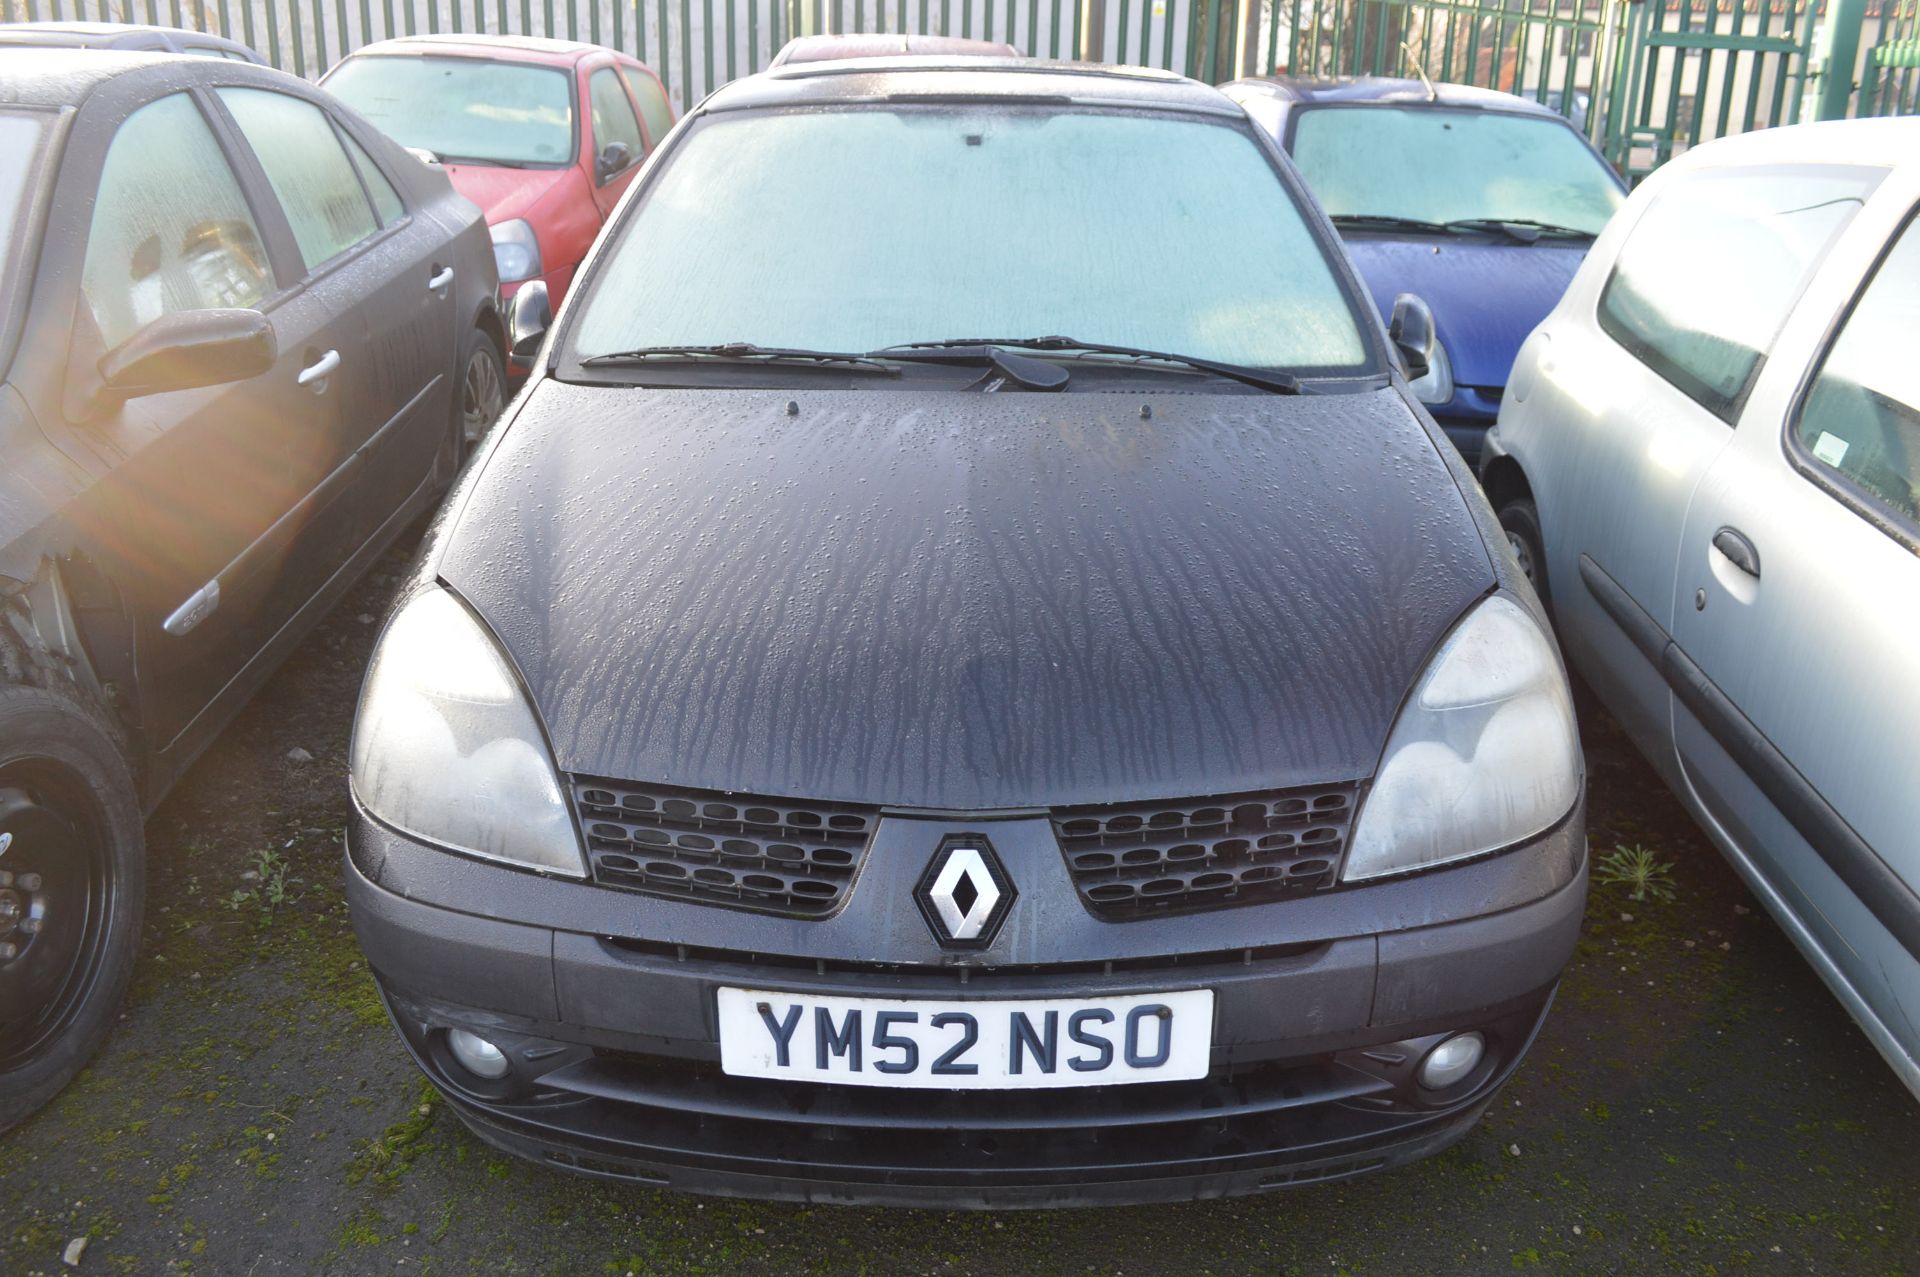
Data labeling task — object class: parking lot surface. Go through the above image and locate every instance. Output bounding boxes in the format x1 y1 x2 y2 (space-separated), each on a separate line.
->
3 539 1917 1277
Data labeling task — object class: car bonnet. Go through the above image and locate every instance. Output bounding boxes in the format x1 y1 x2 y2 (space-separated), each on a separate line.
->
1343 235 1587 390
434 382 1496 810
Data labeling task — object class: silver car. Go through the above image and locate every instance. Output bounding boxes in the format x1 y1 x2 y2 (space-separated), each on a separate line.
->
1481 118 1920 1099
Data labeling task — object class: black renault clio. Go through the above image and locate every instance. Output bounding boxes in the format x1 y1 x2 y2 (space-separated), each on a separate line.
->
344 59 1587 1206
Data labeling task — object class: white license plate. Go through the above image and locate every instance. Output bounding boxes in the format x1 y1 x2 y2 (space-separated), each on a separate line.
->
716 987 1214 1090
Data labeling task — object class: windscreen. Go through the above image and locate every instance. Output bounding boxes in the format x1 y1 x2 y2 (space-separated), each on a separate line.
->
324 55 574 166
569 106 1373 373
1290 105 1624 234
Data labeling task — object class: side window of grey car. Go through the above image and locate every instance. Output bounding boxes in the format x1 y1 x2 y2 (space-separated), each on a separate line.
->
81 93 275 353
217 87 382 271
1597 166 1882 424
1791 213 1920 534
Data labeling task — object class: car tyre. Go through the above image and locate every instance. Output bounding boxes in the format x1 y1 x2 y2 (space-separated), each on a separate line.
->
1497 497 1550 611
0 684 145 1133
441 329 507 490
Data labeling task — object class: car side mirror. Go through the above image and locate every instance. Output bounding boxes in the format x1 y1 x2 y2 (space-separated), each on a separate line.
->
1388 293 1435 382
98 308 276 400
508 281 552 364
596 140 632 182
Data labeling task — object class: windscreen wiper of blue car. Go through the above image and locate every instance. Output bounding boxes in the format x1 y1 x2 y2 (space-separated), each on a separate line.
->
578 343 903 374
1443 217 1596 242
884 336 1302 395
1330 213 1595 244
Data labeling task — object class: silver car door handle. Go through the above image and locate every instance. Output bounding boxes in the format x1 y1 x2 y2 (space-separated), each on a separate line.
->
163 579 220 637
297 349 341 388
1711 526 1761 578
428 266 455 293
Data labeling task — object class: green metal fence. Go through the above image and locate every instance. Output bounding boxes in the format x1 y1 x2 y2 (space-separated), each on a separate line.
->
0 0 1911 168
1861 0 1920 113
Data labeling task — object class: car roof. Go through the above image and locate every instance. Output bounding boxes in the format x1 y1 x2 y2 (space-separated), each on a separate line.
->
771 33 1021 65
706 58 1242 116
342 33 617 65
0 47 188 106
1665 114 1920 172
0 20 245 40
1225 74 1562 117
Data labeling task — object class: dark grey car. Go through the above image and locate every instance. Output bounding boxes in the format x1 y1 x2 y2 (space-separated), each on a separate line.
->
0 21 267 62
345 59 1587 1206
0 51 504 1131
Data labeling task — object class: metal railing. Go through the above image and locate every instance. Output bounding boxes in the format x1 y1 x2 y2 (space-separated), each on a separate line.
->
1 0 1911 164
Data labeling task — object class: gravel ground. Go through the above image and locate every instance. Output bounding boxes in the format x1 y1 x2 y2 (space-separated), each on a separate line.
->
3 536 1918 1277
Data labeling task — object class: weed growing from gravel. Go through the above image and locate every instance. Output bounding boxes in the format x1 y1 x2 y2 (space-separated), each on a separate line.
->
224 847 304 918
1595 844 1678 903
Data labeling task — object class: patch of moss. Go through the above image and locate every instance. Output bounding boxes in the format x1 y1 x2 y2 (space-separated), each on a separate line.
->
347 1078 441 1188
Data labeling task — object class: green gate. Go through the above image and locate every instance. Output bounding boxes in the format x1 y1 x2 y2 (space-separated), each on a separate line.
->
1602 0 1819 179
1861 0 1920 114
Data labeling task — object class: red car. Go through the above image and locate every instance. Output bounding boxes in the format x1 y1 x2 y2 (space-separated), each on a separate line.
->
324 35 674 312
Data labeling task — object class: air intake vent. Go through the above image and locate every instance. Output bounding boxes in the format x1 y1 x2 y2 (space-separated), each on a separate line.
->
571 778 877 918
1052 783 1359 919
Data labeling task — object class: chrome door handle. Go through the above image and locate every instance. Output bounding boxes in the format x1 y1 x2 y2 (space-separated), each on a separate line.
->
297 349 340 389
428 266 455 293
1711 526 1760 578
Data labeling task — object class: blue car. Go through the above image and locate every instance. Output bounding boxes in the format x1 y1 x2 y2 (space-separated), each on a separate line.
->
1225 76 1626 465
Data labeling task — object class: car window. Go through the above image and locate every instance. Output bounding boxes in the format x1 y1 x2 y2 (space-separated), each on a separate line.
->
1598 166 1881 423
324 55 574 167
1289 105 1623 235
1792 213 1920 533
588 67 643 168
81 93 274 352
619 65 673 151
570 107 1372 373
339 129 405 226
218 87 380 271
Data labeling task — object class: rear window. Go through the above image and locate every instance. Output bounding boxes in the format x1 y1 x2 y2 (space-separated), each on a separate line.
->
325 55 574 167
569 106 1372 374
1598 166 1881 422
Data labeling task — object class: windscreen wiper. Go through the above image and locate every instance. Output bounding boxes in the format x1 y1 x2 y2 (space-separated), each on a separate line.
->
1330 213 1595 244
885 337 1301 395
579 343 902 374
1329 213 1452 234
1443 217 1596 242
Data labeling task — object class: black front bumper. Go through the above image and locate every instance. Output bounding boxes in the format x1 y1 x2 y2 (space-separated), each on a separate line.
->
345 803 1585 1208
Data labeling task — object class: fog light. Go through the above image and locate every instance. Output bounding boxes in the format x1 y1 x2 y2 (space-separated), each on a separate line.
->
447 1028 510 1080
1417 1031 1485 1090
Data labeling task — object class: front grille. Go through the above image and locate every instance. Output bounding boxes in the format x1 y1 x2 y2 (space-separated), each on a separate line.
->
1052 783 1360 919
571 778 877 918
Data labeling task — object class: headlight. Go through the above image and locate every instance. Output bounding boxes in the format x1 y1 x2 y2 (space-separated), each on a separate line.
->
350 587 584 877
1408 338 1455 406
1343 594 1579 881
489 218 542 284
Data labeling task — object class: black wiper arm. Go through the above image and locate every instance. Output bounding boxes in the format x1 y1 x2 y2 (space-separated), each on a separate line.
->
868 343 1068 391
1443 217 1596 243
438 154 536 169
887 337 1300 395
1329 213 1452 234
580 343 901 374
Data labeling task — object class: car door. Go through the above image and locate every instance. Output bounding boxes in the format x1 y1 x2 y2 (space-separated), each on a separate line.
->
213 85 452 548
1669 194 1920 1086
584 61 646 220
1539 163 1880 779
66 86 358 748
